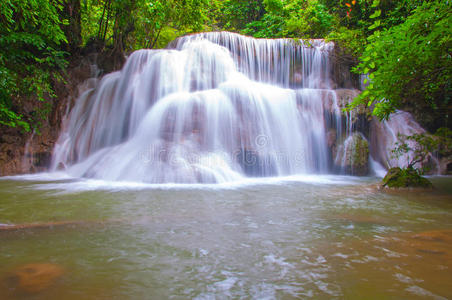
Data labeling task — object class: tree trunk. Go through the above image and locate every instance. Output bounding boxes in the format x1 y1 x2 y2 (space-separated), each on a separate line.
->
62 0 82 53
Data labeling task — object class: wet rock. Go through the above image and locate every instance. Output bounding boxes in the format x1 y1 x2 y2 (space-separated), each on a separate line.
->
236 149 276 177
326 129 336 148
381 167 433 189
369 111 441 174
407 230 452 259
411 230 452 243
330 46 360 89
334 133 369 176
334 89 361 111
0 52 120 176
0 219 120 234
3 263 64 294
322 89 362 114
0 220 87 232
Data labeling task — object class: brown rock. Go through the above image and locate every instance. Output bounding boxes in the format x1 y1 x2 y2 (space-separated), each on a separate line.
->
3 263 64 294
411 229 452 243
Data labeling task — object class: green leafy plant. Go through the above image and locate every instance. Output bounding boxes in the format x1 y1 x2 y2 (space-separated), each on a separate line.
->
350 0 451 122
0 0 68 131
391 128 452 172
243 0 334 39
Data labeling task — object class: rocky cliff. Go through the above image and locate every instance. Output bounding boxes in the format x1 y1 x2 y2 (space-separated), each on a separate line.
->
0 52 123 176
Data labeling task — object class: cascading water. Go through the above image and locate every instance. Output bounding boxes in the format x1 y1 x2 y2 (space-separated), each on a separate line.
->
370 110 440 172
51 32 341 183
51 32 430 183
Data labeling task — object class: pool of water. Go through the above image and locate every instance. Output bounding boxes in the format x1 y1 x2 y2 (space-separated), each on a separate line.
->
1 174 451 299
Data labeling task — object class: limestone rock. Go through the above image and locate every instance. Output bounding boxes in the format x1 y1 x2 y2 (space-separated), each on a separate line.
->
334 133 369 176
381 167 433 188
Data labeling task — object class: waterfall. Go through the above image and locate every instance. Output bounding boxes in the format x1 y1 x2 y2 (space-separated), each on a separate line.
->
370 110 440 172
51 32 431 183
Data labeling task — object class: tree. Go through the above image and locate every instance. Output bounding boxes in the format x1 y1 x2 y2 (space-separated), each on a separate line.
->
62 0 82 52
0 0 67 131
382 128 451 188
216 0 264 31
392 128 452 172
132 0 210 49
242 0 334 38
350 0 451 131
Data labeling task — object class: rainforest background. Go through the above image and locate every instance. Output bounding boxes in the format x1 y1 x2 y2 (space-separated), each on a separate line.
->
0 0 450 134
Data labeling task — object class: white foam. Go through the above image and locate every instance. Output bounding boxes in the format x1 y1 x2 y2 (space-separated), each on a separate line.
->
214 277 237 291
3 171 372 194
405 285 447 300
0 171 74 181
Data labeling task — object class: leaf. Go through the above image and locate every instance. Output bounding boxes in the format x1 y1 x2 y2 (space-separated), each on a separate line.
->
370 10 381 19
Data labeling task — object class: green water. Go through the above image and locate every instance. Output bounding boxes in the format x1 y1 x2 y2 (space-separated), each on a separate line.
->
1 175 452 299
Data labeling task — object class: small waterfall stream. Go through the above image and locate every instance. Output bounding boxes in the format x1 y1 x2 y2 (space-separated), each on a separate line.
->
51 32 432 183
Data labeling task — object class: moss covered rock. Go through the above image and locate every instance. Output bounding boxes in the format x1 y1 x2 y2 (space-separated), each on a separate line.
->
381 167 433 188
334 133 369 176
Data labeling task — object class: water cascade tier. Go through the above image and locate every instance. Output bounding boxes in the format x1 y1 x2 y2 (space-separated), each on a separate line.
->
51 32 434 183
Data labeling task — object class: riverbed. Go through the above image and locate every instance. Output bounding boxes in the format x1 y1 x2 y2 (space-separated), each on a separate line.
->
1 175 451 299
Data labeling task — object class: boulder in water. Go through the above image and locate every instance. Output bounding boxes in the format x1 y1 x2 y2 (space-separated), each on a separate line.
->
3 263 64 294
381 167 433 188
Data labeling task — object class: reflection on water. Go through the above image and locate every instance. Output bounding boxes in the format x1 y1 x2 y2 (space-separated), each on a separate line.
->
0 176 451 299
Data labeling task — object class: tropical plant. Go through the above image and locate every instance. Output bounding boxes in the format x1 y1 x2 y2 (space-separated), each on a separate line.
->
350 0 451 125
0 0 68 131
392 128 452 172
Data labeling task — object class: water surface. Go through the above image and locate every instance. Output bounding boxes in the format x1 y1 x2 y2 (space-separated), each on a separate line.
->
1 175 451 299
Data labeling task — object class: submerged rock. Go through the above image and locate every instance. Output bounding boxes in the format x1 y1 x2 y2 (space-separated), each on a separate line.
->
412 230 452 243
381 167 433 188
3 263 64 294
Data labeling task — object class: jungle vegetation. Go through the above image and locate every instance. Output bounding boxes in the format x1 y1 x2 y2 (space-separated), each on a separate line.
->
0 0 450 132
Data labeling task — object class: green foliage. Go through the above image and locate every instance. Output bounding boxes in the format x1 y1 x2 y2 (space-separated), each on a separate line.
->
285 0 334 38
350 0 451 120
216 0 264 31
132 0 209 49
392 128 452 172
243 0 334 38
381 166 432 188
0 0 449 134
0 0 68 131
80 0 104 45
326 26 366 57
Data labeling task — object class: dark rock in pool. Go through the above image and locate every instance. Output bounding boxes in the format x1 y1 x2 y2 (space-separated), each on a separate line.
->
381 167 433 189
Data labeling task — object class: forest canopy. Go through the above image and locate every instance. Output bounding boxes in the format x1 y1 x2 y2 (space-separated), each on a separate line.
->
0 0 450 131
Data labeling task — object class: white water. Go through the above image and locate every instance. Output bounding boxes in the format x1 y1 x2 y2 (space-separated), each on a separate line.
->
370 110 440 172
51 32 433 183
51 32 340 183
